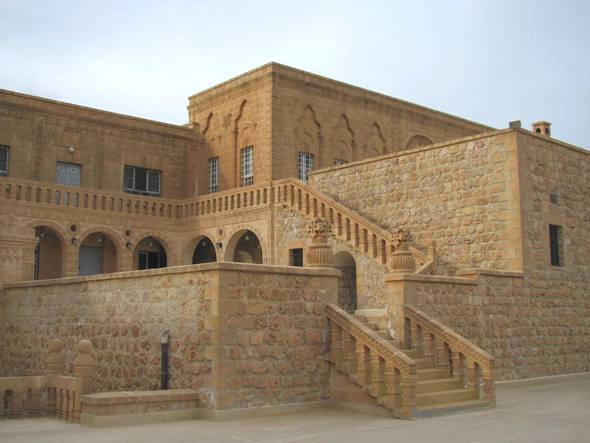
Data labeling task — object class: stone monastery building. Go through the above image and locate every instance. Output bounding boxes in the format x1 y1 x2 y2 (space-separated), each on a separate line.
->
0 63 588 422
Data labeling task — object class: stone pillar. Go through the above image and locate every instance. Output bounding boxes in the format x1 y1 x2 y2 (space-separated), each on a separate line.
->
46 339 65 416
73 339 96 421
383 228 415 347
0 235 37 284
305 217 334 267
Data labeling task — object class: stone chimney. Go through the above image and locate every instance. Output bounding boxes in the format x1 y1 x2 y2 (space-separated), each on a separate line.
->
532 121 551 137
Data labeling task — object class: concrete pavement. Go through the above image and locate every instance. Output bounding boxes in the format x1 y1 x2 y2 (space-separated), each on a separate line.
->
1 374 589 443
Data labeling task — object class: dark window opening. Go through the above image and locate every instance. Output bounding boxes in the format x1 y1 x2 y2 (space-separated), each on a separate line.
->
290 248 304 267
549 224 564 266
0 145 9 177
138 250 167 270
123 165 161 196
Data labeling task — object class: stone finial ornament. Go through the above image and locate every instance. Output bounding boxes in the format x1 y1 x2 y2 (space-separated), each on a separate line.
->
305 217 334 267
389 227 416 273
46 338 65 375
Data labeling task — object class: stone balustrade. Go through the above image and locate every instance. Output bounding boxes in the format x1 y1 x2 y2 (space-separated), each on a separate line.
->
0 177 177 219
0 338 96 421
325 303 417 419
404 305 495 404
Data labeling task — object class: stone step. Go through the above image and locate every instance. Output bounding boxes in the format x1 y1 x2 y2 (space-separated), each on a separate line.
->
353 314 366 323
415 399 493 418
417 368 450 381
415 358 436 370
402 348 423 359
416 376 463 394
355 309 387 319
416 388 478 407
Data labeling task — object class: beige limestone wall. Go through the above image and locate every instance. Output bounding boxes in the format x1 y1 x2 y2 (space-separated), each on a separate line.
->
386 270 589 380
271 64 491 180
310 131 524 276
0 262 340 411
0 89 200 198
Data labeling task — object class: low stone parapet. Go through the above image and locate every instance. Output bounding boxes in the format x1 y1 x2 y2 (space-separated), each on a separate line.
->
80 389 199 427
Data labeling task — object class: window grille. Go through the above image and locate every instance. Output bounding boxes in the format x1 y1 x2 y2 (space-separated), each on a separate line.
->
208 157 219 193
241 146 253 186
298 151 314 182
549 224 564 266
56 162 81 186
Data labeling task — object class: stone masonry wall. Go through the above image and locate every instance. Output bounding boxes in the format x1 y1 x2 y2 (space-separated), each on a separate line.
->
390 271 589 380
310 131 523 275
0 262 339 411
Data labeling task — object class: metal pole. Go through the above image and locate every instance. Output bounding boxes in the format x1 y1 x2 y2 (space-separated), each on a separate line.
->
160 330 170 390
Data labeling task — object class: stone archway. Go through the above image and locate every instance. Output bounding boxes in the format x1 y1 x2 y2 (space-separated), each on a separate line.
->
134 236 168 270
78 232 119 276
192 236 217 264
334 251 357 313
33 226 65 280
225 229 263 264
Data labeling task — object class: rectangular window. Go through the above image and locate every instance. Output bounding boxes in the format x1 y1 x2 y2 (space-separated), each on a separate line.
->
56 161 81 186
334 159 348 166
298 151 314 182
240 146 253 186
208 156 219 193
0 145 9 177
290 248 304 267
549 224 564 266
123 165 161 196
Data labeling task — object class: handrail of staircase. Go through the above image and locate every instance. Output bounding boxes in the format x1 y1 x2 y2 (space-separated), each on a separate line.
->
404 305 495 404
273 178 433 271
326 303 417 419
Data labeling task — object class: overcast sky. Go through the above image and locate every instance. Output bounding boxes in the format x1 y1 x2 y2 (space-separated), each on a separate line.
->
0 0 588 148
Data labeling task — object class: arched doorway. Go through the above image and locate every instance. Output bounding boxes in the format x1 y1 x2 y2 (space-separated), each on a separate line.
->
334 251 357 313
78 232 118 276
134 237 167 270
33 226 64 280
226 229 263 264
192 236 217 264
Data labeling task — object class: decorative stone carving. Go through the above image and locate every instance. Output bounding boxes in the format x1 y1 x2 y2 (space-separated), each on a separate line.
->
389 228 415 273
305 217 334 267
46 339 65 375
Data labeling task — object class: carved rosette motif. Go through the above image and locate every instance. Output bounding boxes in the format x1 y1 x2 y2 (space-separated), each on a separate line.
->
305 217 334 267
389 228 416 273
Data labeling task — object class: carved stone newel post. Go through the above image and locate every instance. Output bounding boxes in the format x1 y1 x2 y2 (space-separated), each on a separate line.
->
73 339 96 421
388 228 416 273
384 228 416 347
305 217 334 267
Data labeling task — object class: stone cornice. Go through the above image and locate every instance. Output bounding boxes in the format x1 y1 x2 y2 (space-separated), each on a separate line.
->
0 89 198 143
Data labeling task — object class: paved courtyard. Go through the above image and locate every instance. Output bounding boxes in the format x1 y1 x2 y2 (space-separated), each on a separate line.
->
1 375 589 443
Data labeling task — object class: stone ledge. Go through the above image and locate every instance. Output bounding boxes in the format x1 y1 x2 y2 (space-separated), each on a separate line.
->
196 401 331 421
81 389 199 406
456 269 525 279
3 261 341 289
383 273 479 286
80 409 199 427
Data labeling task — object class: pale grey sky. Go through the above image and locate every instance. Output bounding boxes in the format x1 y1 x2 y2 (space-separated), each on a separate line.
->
0 0 588 148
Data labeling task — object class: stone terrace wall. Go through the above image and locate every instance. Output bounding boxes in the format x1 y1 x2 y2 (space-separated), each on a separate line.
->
0 262 339 411
388 270 589 380
0 266 214 403
310 131 523 276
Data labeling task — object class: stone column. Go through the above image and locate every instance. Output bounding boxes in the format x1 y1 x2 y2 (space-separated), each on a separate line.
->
305 217 334 267
383 228 415 345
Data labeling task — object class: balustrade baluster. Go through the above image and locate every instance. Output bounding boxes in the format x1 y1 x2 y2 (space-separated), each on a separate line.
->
329 322 343 367
465 359 478 393
9 389 24 417
381 239 387 264
422 331 435 362
410 321 421 349
354 224 360 248
369 352 384 398
355 341 370 386
342 332 356 375
384 364 401 413
305 194 310 214
451 349 463 379
400 372 417 419
482 366 495 403
435 336 450 373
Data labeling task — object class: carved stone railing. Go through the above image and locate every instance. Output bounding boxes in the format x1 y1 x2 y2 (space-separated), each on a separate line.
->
404 305 495 404
326 303 417 419
176 182 273 219
0 339 96 421
273 178 434 272
0 178 177 219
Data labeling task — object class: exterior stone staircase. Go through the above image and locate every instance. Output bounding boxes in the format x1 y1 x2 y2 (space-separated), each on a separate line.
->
326 304 495 419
